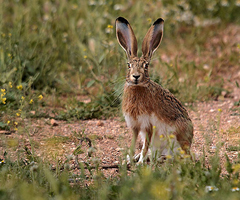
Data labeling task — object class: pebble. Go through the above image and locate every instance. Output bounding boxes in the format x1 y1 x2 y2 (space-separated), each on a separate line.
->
97 121 104 126
50 119 58 126
116 147 124 151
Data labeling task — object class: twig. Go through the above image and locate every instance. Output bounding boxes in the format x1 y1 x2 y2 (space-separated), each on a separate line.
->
51 163 132 171
0 130 14 135
79 137 92 147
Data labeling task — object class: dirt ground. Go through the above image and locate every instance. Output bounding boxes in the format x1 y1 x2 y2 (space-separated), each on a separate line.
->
1 79 239 178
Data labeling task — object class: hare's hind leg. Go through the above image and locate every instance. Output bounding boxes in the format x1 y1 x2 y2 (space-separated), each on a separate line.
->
175 119 193 155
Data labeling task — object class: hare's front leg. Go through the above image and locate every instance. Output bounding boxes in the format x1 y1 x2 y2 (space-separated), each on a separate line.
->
137 129 153 164
125 127 139 164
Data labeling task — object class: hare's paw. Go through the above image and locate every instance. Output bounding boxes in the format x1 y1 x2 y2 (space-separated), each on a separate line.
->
133 153 141 162
121 154 131 165
136 152 151 165
122 153 142 165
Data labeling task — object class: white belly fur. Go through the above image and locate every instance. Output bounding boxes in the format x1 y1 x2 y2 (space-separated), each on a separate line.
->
124 113 180 156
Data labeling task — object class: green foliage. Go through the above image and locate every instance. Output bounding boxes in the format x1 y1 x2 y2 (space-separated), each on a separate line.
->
0 0 239 120
61 91 120 120
1 146 240 199
0 82 44 131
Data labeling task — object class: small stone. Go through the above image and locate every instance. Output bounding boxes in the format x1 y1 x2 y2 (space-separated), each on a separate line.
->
221 91 227 97
30 111 36 115
96 121 104 126
116 147 124 151
203 64 210 70
50 119 58 126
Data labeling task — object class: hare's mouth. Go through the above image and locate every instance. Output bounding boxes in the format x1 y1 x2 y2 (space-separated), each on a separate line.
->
127 80 146 86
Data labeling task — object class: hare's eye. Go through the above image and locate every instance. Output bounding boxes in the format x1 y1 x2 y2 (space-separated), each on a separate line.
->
127 63 131 69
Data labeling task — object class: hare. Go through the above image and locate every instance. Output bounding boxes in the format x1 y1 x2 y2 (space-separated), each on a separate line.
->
115 17 193 163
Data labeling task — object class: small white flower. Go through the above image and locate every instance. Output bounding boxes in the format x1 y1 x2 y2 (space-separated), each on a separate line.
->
88 1 96 6
205 186 219 193
114 4 124 11
221 0 229 6
231 187 240 192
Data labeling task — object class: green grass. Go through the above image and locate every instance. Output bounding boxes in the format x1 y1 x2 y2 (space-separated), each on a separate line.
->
0 0 240 199
1 146 240 200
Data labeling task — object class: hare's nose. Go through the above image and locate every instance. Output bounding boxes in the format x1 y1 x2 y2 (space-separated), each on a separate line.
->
133 75 140 80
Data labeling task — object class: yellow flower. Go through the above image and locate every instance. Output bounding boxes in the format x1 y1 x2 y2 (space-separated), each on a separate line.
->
7 53 11 57
1 89 5 93
21 96 25 100
29 99 34 104
16 85 23 90
71 4 78 10
38 94 43 100
16 113 20 117
159 135 164 138
18 109 22 112
14 127 18 131
14 122 18 125
1 92 6 97
147 18 152 24
183 155 191 159
107 25 113 29
232 164 240 172
9 82 12 88
169 134 175 139
153 126 156 129
166 155 172 159
84 55 87 59
7 121 10 124
180 150 185 155
1 33 5 37
8 33 12 37
218 108 222 112
1 98 6 104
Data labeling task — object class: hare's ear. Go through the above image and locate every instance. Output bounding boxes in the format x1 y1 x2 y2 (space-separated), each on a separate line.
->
142 18 164 61
116 17 138 60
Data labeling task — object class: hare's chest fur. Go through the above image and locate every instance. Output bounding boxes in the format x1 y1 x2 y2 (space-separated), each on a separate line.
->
124 113 176 137
124 113 179 155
